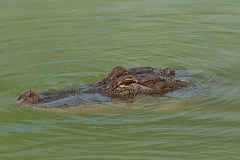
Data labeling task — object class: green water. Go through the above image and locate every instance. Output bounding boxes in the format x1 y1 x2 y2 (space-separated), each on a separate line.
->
1 0 240 159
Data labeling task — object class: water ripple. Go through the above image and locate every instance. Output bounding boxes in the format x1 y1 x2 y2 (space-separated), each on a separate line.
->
1 0 240 159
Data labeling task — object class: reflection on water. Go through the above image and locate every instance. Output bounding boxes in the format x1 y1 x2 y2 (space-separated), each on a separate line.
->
0 0 240 159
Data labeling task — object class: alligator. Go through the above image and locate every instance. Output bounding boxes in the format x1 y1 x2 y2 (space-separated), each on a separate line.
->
15 66 191 108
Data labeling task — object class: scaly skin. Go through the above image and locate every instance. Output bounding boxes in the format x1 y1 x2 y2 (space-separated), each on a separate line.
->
15 66 189 108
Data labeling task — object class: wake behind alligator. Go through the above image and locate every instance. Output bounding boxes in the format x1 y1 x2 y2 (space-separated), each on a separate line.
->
16 66 192 108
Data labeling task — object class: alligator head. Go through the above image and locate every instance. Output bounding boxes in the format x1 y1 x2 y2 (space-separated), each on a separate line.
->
16 66 189 108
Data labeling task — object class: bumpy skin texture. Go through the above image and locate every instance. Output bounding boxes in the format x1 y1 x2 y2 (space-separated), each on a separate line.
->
16 66 189 108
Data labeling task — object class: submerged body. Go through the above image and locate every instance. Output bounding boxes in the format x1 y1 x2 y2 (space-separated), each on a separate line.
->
16 66 190 108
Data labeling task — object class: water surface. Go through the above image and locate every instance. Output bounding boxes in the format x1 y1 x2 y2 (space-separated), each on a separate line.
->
1 0 240 159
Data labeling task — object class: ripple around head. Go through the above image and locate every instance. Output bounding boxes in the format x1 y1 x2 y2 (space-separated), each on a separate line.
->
2 50 103 115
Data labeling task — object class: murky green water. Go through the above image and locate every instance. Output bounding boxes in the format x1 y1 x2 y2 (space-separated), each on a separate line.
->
1 0 240 159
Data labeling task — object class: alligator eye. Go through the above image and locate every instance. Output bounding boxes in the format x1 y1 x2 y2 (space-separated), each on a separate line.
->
119 76 138 86
122 79 136 85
